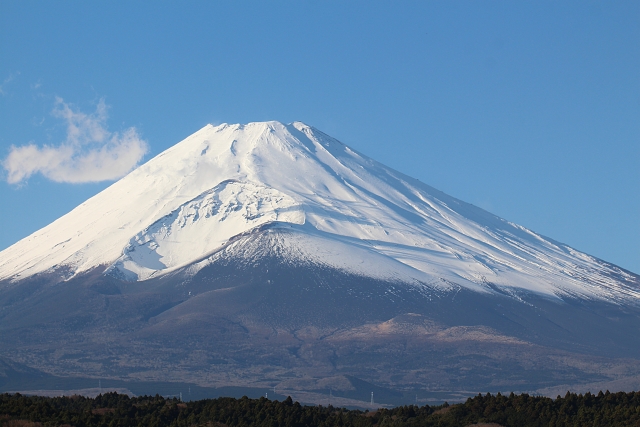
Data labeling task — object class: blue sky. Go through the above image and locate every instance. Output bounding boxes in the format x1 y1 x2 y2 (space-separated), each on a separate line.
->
1 1 638 273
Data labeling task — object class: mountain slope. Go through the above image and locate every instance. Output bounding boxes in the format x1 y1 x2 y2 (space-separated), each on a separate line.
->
1 121 637 304
1 121 639 403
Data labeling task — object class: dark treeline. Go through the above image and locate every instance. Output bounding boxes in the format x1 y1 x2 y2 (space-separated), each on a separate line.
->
1 390 640 427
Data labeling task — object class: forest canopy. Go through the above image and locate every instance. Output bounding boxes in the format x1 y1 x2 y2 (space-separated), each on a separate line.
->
1 390 640 427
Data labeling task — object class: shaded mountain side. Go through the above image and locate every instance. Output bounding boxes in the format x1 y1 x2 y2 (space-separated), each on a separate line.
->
1 228 640 399
145 227 640 358
0 359 55 390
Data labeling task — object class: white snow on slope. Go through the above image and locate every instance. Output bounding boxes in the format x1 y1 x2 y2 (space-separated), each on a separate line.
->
0 121 637 304
110 180 304 281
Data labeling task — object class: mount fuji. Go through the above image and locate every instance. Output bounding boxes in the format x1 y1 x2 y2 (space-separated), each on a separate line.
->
1 121 639 405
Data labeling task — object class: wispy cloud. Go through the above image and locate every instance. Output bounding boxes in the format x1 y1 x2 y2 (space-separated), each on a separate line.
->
2 98 149 184
0 72 20 96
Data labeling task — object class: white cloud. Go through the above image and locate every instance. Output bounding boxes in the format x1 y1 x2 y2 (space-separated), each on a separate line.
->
0 72 20 96
3 98 149 184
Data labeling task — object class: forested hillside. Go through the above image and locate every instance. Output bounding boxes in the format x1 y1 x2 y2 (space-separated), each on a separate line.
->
1 390 640 427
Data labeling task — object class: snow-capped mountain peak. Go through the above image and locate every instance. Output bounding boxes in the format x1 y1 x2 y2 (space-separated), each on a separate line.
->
0 121 637 305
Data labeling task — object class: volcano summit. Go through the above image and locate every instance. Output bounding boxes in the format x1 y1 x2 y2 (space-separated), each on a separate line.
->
1 121 639 405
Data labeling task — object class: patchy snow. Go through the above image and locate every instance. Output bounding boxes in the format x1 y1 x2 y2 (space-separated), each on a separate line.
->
0 121 638 304
109 180 304 280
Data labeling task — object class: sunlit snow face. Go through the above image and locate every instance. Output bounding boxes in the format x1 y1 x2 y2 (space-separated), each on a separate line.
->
1 121 637 306
113 180 304 280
